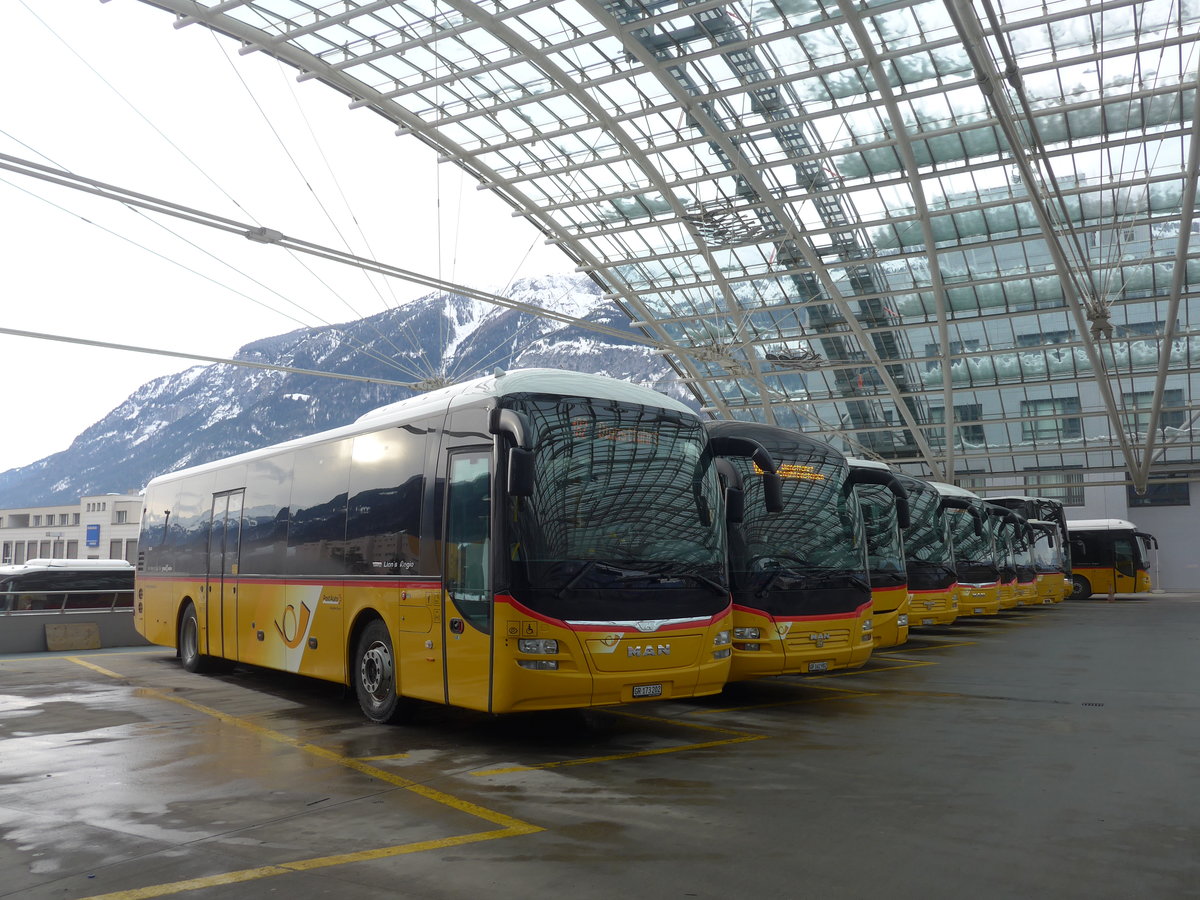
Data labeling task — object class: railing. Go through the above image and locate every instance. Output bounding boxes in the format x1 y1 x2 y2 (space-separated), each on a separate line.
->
0 590 135 614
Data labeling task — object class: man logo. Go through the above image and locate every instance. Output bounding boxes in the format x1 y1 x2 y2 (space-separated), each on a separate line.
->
809 632 830 648
628 644 671 657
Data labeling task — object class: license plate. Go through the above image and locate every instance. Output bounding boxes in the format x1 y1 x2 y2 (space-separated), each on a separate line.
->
632 683 662 698
808 661 829 673
922 618 935 626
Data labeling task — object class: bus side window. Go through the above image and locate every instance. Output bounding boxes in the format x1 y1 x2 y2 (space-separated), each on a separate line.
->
445 452 491 633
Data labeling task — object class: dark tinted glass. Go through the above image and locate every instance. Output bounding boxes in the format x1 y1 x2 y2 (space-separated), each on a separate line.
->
346 426 426 576
287 440 352 575
241 456 293 576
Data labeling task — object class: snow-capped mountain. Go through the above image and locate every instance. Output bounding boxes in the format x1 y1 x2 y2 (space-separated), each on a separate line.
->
0 275 694 507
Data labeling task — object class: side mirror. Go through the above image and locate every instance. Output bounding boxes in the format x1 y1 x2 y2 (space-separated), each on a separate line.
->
707 435 783 514
762 473 784 514
507 447 535 497
490 406 535 497
725 487 745 524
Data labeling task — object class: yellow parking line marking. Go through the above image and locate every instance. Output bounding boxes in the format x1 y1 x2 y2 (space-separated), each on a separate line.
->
82 827 531 900
67 659 542 900
357 752 412 762
474 708 768 775
68 657 126 679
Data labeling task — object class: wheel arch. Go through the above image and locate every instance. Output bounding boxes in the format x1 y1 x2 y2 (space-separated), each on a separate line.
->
175 594 200 657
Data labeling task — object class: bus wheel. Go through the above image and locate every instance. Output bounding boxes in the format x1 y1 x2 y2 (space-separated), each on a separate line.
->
1070 575 1092 600
179 602 210 673
354 619 409 724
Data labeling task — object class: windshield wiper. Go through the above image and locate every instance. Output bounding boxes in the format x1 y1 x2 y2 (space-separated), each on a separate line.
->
614 569 728 596
557 561 632 597
755 569 868 596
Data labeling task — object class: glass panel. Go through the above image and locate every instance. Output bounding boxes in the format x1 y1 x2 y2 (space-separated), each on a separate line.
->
445 452 491 633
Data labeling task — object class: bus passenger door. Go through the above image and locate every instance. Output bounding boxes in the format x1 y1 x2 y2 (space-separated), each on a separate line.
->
441 450 493 712
1112 536 1136 593
207 490 244 659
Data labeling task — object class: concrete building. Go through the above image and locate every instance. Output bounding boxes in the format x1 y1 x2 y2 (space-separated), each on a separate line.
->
0 493 142 566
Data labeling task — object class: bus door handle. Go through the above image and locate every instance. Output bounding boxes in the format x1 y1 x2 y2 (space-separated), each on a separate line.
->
449 618 465 635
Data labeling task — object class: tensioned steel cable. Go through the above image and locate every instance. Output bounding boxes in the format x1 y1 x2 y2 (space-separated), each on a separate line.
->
0 326 419 388
0 152 664 350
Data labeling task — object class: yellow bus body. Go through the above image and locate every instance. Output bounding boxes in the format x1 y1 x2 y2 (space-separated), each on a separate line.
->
957 581 1002 616
1035 573 1066 605
1015 577 1040 606
870 585 910 649
907 586 958 626
1070 565 1152 599
137 576 733 712
996 578 1021 610
728 601 874 680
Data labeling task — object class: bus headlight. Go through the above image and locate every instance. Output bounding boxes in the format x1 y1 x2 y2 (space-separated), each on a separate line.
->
861 619 873 632
714 630 731 645
897 614 908 627
518 638 558 654
713 648 732 660
733 627 761 640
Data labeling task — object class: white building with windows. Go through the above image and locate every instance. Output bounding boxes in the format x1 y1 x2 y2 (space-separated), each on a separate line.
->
0 494 142 566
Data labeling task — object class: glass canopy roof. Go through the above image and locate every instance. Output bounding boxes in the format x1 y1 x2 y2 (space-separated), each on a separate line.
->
134 0 1200 493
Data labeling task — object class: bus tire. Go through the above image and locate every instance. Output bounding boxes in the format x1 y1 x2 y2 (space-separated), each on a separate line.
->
354 619 409 724
179 601 213 673
1070 575 1092 600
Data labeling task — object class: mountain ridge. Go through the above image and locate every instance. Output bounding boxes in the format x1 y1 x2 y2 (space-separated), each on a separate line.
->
1 274 692 507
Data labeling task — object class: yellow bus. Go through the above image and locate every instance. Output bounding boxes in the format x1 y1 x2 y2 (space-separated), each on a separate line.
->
987 496 1070 603
136 369 741 722
895 475 963 627
932 483 1002 616
705 421 875 679
1067 519 1157 599
985 504 1023 610
847 458 912 650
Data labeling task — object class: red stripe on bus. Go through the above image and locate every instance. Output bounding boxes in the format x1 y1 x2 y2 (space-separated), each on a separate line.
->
732 599 873 622
496 593 731 632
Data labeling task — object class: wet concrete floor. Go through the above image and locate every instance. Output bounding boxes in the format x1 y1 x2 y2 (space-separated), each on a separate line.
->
1 594 1198 899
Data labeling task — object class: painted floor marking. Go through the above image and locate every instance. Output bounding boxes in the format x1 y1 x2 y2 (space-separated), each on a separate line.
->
66 657 541 900
471 708 767 775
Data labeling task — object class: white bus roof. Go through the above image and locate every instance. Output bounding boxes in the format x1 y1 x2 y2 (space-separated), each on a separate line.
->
845 457 893 471
0 559 133 574
1067 519 1140 531
146 368 698 488
927 481 981 500
356 368 695 425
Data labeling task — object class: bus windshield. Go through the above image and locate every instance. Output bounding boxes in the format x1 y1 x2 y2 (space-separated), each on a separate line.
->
950 508 993 567
506 396 726 621
729 449 866 595
904 486 954 568
859 485 905 587
1032 528 1059 572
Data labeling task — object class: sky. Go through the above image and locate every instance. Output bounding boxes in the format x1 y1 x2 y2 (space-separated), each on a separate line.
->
0 0 571 477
